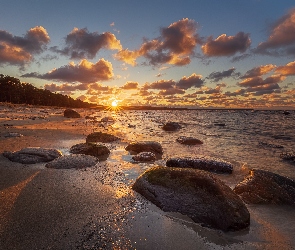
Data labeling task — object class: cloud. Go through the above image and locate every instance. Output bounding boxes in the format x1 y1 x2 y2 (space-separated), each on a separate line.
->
115 18 200 66
44 82 89 92
52 28 122 59
22 59 113 83
275 61 295 76
239 75 285 87
207 68 238 82
201 32 251 56
158 88 185 96
241 64 276 78
255 8 295 55
0 26 50 66
176 73 204 89
145 79 176 90
120 81 139 89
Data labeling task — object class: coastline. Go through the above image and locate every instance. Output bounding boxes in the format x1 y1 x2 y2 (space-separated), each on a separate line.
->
1 103 295 249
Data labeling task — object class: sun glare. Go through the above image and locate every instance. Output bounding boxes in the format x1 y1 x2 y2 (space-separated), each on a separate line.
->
111 100 118 107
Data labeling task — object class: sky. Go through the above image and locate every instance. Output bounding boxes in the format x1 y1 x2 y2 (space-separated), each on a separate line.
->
1 0 295 109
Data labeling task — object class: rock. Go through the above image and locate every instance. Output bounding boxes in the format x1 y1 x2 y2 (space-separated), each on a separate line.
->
45 154 98 169
132 152 156 162
2 147 62 164
176 136 203 145
162 122 182 131
280 152 295 162
64 109 81 118
125 141 163 155
214 123 226 127
166 157 233 174
283 111 290 115
233 169 295 205
86 132 119 143
132 166 250 231
70 143 110 157
100 116 115 122
4 132 23 138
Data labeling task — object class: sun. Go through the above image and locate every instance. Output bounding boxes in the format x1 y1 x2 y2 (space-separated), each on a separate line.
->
111 100 118 107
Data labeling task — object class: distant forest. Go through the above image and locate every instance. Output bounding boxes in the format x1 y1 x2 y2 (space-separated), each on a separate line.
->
0 74 93 108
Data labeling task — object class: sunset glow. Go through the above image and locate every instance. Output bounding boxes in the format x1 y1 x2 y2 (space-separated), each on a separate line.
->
1 1 295 109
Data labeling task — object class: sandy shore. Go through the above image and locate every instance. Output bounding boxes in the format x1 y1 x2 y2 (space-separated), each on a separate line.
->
1 103 295 250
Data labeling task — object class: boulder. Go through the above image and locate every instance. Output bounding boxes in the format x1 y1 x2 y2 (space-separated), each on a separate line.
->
233 169 295 205
70 143 110 157
176 136 203 145
2 147 62 164
45 154 98 169
64 109 81 118
86 132 119 143
162 122 182 131
133 166 250 231
132 152 156 162
125 141 163 155
166 157 233 174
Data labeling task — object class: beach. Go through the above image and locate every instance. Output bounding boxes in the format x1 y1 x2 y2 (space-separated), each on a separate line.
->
1 103 295 250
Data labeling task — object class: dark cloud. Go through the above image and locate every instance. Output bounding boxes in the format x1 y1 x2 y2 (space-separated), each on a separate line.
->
176 73 204 89
158 88 185 95
0 26 50 66
255 8 295 56
247 83 281 96
22 59 113 83
51 28 122 59
239 75 284 87
44 82 89 92
115 18 200 66
201 32 251 57
207 68 238 82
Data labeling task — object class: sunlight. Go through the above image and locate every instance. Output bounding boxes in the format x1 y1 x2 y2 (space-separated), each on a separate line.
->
111 100 118 107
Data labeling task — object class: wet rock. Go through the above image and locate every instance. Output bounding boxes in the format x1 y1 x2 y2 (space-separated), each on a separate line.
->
64 109 81 118
283 111 290 115
176 136 203 145
86 132 119 143
133 166 250 231
214 123 226 127
166 157 233 174
132 152 156 162
125 141 163 155
4 132 23 138
280 152 295 162
100 116 115 122
162 122 182 131
45 154 98 169
2 147 62 164
233 169 295 205
70 143 110 157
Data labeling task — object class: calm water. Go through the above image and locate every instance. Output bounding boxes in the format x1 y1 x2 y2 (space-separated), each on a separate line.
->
91 109 295 185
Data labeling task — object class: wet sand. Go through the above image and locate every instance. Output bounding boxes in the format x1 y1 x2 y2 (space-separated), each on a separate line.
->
1 104 295 250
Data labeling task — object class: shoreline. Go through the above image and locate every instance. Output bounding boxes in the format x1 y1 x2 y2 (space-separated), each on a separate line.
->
1 103 295 249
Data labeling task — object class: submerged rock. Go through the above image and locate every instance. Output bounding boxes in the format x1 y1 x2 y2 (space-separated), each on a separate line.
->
176 136 203 145
2 147 62 164
162 122 182 131
233 169 295 205
125 141 163 155
4 132 23 138
70 143 110 157
133 166 250 231
132 152 156 162
166 157 233 174
86 132 120 143
258 141 284 149
64 109 81 118
45 154 98 169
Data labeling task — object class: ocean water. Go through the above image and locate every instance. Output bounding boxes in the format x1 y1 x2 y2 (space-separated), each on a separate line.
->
93 109 295 184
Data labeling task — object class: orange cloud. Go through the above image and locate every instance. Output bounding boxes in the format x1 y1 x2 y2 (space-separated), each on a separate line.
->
256 8 295 55
241 64 276 78
202 32 251 56
120 81 139 90
0 26 50 66
22 59 113 83
275 61 295 76
115 18 200 66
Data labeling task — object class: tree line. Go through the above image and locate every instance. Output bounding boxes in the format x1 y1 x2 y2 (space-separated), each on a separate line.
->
0 74 94 108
